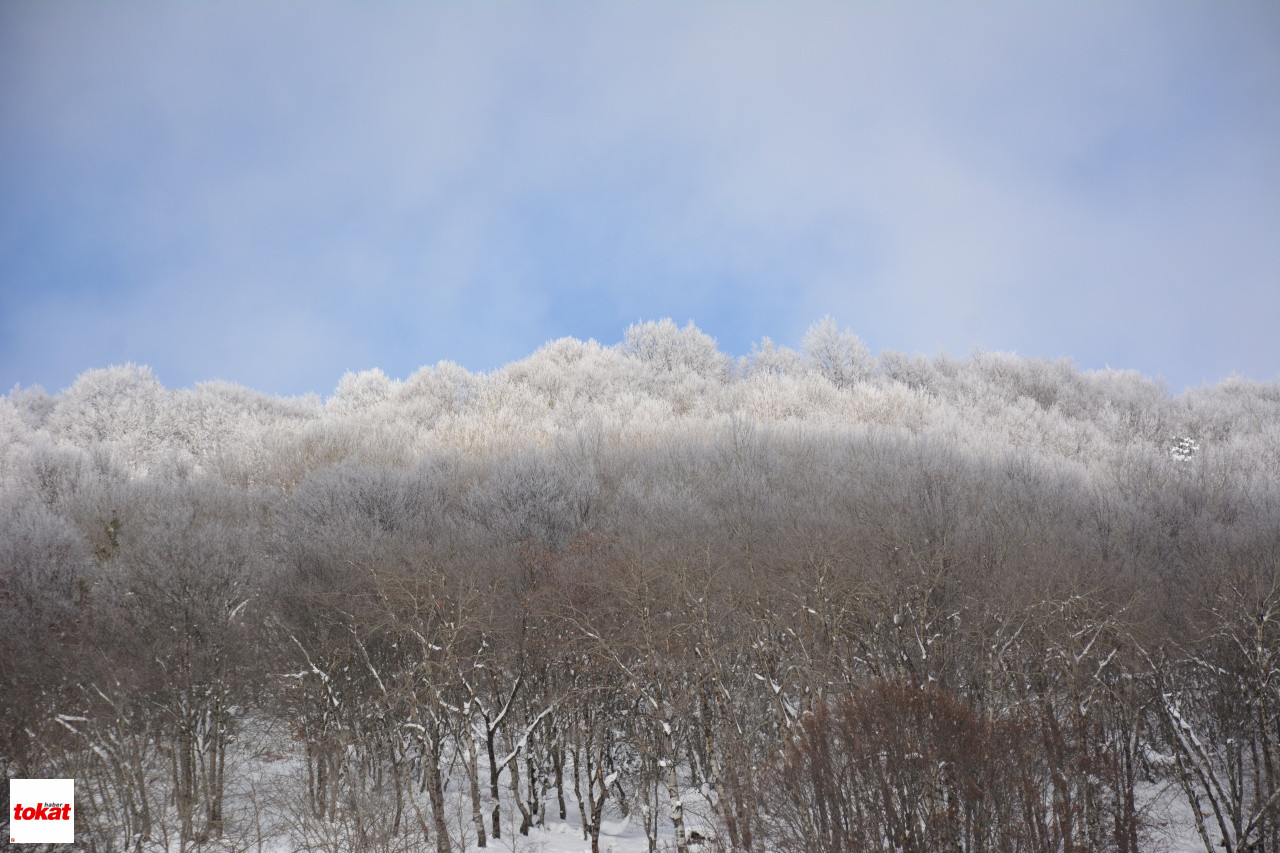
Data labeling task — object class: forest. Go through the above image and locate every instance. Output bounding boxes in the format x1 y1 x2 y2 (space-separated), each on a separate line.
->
2 318 1278 852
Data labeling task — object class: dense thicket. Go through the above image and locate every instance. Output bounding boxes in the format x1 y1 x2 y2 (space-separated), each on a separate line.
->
2 319 1278 852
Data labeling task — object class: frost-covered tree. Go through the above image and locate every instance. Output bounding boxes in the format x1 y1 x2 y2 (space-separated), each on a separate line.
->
47 364 170 466
6 383 56 431
328 367 398 415
802 316 874 388
620 319 732 380
740 336 806 379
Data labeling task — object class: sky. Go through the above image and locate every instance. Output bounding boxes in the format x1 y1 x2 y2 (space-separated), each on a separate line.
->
1 3 1277 398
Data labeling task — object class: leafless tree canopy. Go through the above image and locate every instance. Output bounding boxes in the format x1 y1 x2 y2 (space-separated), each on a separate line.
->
3 320 1278 852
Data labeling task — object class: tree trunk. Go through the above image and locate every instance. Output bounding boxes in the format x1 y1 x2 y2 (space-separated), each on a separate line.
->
465 723 487 847
425 735 454 853
487 718 502 839
509 748 533 835
552 739 567 820
665 734 690 853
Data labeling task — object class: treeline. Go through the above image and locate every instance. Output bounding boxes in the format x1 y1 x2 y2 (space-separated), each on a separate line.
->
2 319 1279 852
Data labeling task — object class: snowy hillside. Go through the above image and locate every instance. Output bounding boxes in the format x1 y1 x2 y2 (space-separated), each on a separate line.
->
3 320 1279 852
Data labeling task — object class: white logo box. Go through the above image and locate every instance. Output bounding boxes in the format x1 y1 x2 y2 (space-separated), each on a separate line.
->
9 778 75 844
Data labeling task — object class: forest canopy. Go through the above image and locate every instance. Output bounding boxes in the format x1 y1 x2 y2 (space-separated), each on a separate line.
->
3 319 1279 852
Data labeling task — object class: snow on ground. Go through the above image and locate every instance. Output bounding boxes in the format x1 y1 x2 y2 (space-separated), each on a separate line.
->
1140 780 1214 853
458 792 716 853
200 718 714 853
87 717 1213 852
462 814 675 853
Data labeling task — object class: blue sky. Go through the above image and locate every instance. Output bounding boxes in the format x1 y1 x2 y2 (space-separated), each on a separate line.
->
2 3 1277 397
